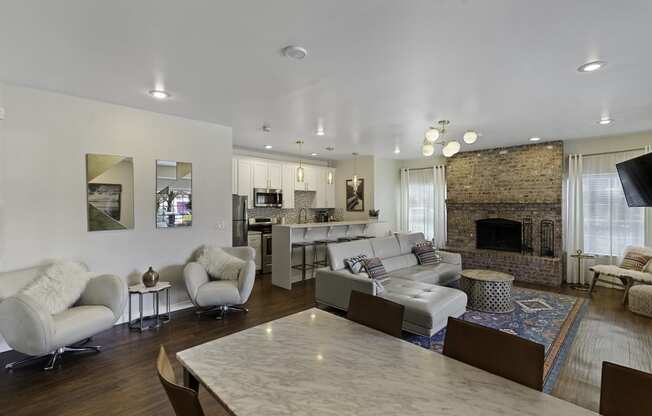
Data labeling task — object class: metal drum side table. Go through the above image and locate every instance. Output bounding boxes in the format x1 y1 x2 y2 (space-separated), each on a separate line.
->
460 269 515 313
128 281 172 332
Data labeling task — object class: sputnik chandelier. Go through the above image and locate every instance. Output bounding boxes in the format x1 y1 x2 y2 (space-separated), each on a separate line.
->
422 120 479 158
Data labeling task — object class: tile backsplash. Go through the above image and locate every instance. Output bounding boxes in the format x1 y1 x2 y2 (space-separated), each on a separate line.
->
248 191 343 224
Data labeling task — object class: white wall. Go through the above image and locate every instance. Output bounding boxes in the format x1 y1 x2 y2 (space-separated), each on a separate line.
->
0 84 233 351
335 156 375 220
563 131 652 155
373 158 400 231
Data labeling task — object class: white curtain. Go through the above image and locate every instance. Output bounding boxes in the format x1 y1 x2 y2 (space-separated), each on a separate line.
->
566 154 584 284
407 169 435 240
645 145 652 246
433 165 447 248
399 169 410 233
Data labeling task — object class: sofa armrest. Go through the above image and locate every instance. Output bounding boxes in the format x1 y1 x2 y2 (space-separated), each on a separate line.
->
436 250 461 266
237 260 256 304
184 262 210 305
315 269 376 310
0 294 55 356
79 274 127 321
223 246 255 262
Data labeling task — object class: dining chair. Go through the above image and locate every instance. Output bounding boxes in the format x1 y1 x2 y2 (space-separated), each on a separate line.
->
443 317 544 391
347 290 405 337
600 361 652 416
157 346 206 416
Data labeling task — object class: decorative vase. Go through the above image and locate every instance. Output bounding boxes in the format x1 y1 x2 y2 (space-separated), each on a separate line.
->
142 266 159 288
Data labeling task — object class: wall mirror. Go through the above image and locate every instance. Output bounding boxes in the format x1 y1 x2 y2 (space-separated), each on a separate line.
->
156 160 192 228
86 153 135 231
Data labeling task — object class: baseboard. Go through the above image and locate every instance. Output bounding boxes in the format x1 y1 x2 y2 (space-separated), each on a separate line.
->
0 300 196 354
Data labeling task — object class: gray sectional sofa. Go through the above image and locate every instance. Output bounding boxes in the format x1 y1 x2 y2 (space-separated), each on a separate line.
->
315 232 468 336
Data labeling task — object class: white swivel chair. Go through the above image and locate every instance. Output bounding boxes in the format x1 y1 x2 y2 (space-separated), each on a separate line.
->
0 264 127 370
183 247 256 319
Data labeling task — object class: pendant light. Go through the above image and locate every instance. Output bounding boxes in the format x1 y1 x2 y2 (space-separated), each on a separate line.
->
296 140 305 183
352 152 359 191
326 146 334 184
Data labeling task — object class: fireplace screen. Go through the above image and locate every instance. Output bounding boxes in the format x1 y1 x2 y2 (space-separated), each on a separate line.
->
476 218 522 252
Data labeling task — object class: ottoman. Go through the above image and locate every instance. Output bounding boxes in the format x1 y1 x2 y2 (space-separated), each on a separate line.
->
628 285 652 318
380 279 468 336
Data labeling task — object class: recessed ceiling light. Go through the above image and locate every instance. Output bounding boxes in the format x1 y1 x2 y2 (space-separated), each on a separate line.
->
310 152 319 157
598 116 613 125
281 45 308 60
264 145 273 149
148 89 170 100
529 137 541 142
394 146 401 154
315 127 325 136
577 60 606 73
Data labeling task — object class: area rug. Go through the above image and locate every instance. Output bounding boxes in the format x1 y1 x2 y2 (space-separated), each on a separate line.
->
402 287 588 393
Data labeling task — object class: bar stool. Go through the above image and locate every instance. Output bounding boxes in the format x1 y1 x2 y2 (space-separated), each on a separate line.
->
291 242 316 281
312 238 337 274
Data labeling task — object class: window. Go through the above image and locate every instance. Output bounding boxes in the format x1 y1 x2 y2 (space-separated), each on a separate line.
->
407 169 434 240
582 151 645 257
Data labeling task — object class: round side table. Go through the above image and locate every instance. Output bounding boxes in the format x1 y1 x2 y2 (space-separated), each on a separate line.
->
569 251 596 292
460 269 515 313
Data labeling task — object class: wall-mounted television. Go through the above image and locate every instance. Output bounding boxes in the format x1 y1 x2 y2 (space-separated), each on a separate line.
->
616 152 652 207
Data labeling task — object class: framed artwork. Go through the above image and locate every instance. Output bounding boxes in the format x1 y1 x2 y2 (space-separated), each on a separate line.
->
346 178 364 211
87 183 122 222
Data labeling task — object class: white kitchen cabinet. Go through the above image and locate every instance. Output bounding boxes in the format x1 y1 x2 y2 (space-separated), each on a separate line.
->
253 160 283 189
325 167 336 208
268 162 283 189
295 164 317 192
282 163 296 209
237 159 254 209
313 167 326 208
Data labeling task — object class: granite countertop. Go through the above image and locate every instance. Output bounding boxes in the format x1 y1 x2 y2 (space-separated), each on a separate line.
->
177 308 596 416
273 220 382 229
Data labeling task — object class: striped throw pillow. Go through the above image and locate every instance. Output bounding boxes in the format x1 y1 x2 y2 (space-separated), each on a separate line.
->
361 257 388 281
413 242 440 265
344 255 368 274
621 252 652 271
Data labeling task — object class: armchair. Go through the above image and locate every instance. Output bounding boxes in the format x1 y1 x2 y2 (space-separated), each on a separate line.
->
0 264 127 370
183 246 256 319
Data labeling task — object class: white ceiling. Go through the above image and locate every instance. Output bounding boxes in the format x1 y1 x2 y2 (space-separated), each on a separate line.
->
1 0 651 160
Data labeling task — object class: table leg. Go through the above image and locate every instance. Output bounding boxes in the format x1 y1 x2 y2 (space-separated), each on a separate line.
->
155 292 160 327
139 293 144 332
166 288 170 322
302 245 306 281
183 368 199 392
128 293 132 327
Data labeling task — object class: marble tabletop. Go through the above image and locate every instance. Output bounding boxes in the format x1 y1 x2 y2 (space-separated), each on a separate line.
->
177 308 596 416
128 281 171 293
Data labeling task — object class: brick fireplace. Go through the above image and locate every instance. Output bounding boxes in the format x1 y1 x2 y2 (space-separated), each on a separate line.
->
445 141 563 286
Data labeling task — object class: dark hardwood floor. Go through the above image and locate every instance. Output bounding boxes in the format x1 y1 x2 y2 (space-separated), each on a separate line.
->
1 277 651 415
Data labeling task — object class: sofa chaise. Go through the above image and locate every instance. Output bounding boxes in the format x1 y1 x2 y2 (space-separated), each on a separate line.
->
315 232 467 336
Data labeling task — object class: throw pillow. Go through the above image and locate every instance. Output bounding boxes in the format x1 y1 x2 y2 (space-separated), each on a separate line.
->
197 246 245 280
621 252 652 272
20 261 94 315
344 255 368 274
361 257 388 281
413 241 441 265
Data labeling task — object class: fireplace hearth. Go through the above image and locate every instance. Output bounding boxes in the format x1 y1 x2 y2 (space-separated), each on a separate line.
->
476 218 522 253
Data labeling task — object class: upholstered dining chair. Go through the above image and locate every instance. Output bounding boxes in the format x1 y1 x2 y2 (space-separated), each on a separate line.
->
347 290 405 337
600 361 652 416
157 346 206 416
443 317 545 391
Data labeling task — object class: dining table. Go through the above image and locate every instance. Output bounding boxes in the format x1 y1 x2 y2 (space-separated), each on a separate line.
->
176 308 597 416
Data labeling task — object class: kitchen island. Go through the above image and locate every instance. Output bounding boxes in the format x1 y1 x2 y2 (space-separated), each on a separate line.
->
271 220 390 290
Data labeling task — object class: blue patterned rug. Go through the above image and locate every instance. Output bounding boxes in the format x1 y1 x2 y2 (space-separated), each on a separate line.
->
403 287 588 393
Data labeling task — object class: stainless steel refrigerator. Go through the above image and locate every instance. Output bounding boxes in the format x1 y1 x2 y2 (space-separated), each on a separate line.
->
232 195 248 247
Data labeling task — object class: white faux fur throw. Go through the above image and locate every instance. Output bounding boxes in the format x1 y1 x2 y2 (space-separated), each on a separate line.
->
20 261 94 315
197 246 245 281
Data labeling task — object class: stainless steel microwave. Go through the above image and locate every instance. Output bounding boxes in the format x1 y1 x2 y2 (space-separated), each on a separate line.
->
253 188 283 208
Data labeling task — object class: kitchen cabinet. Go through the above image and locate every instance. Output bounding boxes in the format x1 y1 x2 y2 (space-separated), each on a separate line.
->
325 167 336 208
312 167 336 208
237 159 254 209
282 163 296 209
295 164 317 192
232 159 238 195
253 161 283 189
